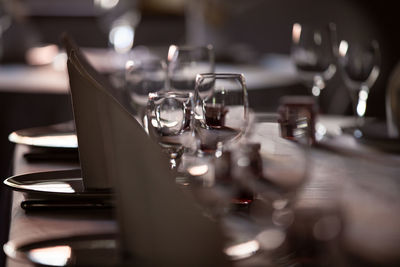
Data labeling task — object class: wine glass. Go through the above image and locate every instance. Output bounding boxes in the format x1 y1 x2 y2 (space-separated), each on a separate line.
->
167 45 215 92
291 22 337 98
147 91 194 169
125 58 168 128
193 73 249 155
336 39 380 127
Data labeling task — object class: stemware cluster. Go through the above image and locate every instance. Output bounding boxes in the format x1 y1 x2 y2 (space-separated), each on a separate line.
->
123 42 313 263
291 22 380 127
125 45 249 169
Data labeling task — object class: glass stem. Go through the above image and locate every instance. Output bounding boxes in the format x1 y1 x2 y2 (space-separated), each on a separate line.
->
349 89 359 126
351 85 369 128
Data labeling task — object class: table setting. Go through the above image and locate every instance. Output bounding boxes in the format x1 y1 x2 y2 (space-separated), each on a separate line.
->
3 24 400 267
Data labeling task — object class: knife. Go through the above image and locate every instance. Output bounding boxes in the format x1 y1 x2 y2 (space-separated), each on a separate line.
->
21 199 114 210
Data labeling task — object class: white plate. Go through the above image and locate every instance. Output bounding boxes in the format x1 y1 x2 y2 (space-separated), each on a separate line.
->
8 120 77 149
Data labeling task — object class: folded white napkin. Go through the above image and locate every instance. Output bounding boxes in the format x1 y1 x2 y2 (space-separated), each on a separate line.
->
66 37 230 266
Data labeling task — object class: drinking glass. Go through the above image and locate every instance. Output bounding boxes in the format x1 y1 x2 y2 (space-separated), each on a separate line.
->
147 91 194 169
277 96 318 145
193 73 249 155
125 58 168 127
336 39 380 127
167 45 215 92
291 23 337 98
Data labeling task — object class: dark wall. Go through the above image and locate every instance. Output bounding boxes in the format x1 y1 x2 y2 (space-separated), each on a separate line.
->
0 92 73 179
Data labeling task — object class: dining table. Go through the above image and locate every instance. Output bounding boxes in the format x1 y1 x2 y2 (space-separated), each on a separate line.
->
4 114 400 267
0 48 310 267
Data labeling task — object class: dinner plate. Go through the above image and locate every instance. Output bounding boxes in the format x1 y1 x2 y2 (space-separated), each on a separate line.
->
3 233 120 267
8 120 78 149
3 169 112 199
342 120 400 153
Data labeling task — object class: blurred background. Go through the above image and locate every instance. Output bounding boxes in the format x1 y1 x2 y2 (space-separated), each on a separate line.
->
1 0 398 111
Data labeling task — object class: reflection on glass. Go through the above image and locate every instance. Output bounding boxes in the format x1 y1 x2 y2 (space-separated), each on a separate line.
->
256 228 286 251
187 164 209 176
28 245 72 267
223 240 259 260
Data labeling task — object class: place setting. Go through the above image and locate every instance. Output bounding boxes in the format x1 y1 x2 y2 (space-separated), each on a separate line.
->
3 22 399 267
0 24 336 266
1 30 322 267
3 36 219 210
3 34 152 207
3 36 119 210
4 36 232 267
